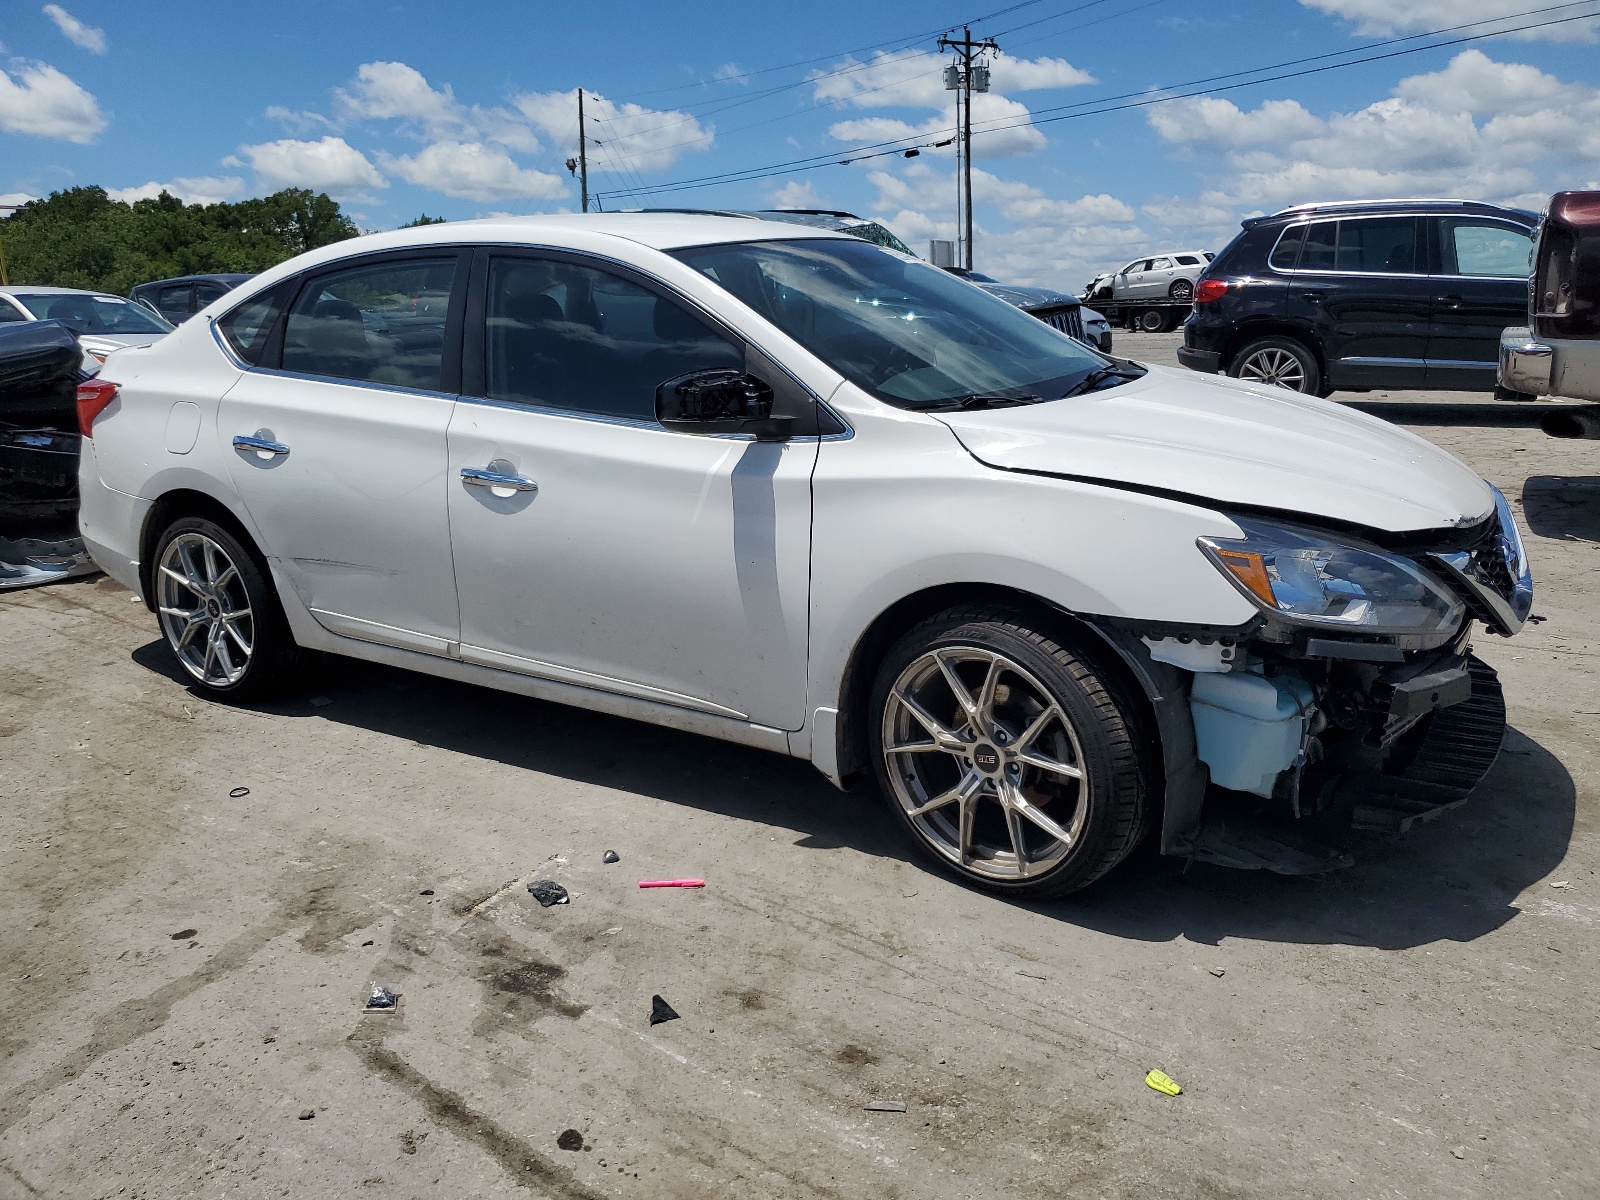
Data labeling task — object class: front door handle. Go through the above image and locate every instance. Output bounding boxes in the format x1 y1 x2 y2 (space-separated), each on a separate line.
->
1440 295 1464 310
1301 291 1325 303
233 434 289 458
461 466 538 494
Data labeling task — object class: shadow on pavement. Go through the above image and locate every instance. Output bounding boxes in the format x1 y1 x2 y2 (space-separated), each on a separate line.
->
132 642 1576 953
1521 474 1600 542
1343 400 1563 426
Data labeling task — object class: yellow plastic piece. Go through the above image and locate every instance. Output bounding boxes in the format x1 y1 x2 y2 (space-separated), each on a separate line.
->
1145 1069 1182 1096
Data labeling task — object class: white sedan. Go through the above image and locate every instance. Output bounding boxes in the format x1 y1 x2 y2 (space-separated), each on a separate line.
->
1 285 173 365
78 214 1532 896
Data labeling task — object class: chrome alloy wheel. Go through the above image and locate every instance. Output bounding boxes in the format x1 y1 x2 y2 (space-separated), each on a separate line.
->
1237 346 1307 390
881 647 1091 881
156 532 254 687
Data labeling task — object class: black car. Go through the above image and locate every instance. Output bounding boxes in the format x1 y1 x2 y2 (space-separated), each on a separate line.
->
1178 199 1537 395
942 267 1101 347
129 273 254 325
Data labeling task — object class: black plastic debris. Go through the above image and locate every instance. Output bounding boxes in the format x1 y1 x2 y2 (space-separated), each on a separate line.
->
527 880 569 907
170 928 197 940
229 787 250 798
557 1129 585 1151
602 850 620 864
297 1109 315 1121
649 994 680 1026
364 983 396 1011
418 889 434 896
864 1100 907 1112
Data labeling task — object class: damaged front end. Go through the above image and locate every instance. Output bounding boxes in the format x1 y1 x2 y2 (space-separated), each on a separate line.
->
1097 488 1532 873
0 321 97 590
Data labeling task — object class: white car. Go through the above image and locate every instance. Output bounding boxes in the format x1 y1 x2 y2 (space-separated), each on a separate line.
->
1091 250 1215 304
77 215 1533 896
0 285 173 365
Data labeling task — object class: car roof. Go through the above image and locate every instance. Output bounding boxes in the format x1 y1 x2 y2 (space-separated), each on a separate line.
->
0 285 125 298
1244 199 1539 227
132 273 255 289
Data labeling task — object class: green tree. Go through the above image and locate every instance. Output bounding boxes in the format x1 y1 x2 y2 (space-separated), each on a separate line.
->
401 213 448 227
0 186 360 293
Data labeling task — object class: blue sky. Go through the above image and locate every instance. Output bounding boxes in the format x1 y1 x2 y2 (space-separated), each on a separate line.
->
3 0 1599 288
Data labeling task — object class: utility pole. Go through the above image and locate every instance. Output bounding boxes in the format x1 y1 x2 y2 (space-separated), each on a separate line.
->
939 26 996 271
564 91 592 213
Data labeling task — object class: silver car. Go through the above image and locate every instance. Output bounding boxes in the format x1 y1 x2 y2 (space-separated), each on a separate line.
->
0 285 173 365
1091 250 1215 304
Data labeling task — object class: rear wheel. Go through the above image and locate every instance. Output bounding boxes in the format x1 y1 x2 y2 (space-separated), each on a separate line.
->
1169 279 1194 303
869 607 1151 899
1229 335 1321 394
1139 308 1171 333
153 516 307 700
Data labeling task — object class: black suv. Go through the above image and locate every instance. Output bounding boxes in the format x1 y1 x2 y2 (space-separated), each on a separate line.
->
129 273 254 325
1178 199 1537 395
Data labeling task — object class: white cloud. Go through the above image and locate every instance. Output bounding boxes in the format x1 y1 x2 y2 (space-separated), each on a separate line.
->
0 191 38 207
714 63 749 85
265 105 335 134
106 176 245 205
336 61 543 154
1145 51 1600 212
383 141 565 202
237 136 386 198
767 179 821 208
0 59 104 141
1301 0 1600 41
830 91 1049 159
512 88 714 171
42 4 106 53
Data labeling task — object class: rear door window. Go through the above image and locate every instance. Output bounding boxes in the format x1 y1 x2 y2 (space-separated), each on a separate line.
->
483 256 742 421
156 284 192 322
194 281 229 308
282 257 459 390
1444 220 1534 277
1337 217 1419 273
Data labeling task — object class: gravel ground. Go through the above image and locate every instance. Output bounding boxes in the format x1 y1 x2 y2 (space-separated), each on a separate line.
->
2 347 1596 1199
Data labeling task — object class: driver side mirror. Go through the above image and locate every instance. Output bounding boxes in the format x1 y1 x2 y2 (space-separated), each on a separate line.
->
656 369 795 442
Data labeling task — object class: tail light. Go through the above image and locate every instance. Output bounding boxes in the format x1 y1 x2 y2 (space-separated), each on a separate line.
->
1194 278 1229 304
76 378 120 436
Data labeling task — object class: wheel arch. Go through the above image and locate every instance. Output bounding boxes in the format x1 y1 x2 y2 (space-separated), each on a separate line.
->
831 583 1167 802
138 488 266 612
1222 320 1324 375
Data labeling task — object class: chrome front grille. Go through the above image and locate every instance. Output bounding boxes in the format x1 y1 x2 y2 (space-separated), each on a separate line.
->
1037 305 1085 343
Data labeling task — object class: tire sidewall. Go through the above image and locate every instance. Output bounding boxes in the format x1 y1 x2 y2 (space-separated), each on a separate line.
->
1170 280 1193 301
1228 335 1321 394
153 516 283 700
868 612 1142 898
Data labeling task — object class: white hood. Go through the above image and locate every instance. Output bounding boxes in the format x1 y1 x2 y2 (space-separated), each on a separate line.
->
936 365 1493 534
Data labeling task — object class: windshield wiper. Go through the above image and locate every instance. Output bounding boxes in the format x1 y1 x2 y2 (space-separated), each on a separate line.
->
907 393 1044 412
1058 361 1146 398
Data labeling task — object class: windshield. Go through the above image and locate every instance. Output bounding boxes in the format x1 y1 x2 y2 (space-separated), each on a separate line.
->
14 292 174 335
671 238 1107 409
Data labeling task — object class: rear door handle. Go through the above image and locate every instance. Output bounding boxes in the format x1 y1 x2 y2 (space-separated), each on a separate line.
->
1440 295 1464 309
461 467 538 494
1301 291 1325 303
233 434 289 457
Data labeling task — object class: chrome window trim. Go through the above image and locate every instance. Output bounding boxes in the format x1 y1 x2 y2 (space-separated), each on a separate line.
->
1266 212 1532 279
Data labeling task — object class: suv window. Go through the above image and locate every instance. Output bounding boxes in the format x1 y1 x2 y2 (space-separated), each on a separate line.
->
218 281 293 366
1337 217 1418 273
1270 225 1306 269
484 256 742 420
156 284 192 321
194 281 229 307
0 299 26 323
1444 220 1533 277
1151 257 1174 270
1298 221 1338 271
1175 255 1200 266
283 257 457 389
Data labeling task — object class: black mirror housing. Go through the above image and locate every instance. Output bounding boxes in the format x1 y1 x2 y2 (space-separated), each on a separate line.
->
656 369 795 442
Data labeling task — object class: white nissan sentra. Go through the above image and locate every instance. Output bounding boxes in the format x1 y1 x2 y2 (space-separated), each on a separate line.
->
76 214 1533 896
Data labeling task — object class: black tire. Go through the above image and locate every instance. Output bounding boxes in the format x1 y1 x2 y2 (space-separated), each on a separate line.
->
868 606 1153 899
1494 384 1538 402
151 515 308 701
1228 335 1322 394
1139 308 1170 333
1169 279 1194 302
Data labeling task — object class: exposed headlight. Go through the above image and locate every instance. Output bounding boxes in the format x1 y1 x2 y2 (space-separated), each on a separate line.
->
1198 517 1464 636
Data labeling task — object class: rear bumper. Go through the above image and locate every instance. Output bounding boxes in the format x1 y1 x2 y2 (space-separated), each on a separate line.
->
1177 346 1222 374
1498 326 1553 395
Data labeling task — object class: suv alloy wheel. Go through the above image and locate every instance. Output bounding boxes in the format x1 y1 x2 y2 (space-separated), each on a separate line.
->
1228 335 1322 394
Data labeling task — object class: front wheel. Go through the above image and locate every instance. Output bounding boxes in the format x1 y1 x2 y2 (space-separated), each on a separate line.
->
869 608 1152 899
1228 335 1322 394
153 516 307 700
1139 308 1171 333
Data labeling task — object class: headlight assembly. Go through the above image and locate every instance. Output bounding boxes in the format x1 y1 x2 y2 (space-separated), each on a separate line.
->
1198 517 1464 637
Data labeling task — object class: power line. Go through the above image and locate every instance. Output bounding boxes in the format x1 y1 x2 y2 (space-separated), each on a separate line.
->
595 0 1600 202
